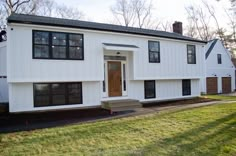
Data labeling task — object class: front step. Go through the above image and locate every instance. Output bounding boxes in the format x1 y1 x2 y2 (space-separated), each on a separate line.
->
102 99 142 113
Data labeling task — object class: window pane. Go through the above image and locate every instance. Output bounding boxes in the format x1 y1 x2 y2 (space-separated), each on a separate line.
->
34 45 49 58
52 95 66 105
182 80 191 96
187 45 196 64
69 34 83 46
35 95 50 106
144 80 156 99
34 31 49 45
52 84 66 94
52 33 66 46
52 46 66 58
68 83 82 104
69 47 83 59
150 52 159 62
35 84 50 95
149 41 159 52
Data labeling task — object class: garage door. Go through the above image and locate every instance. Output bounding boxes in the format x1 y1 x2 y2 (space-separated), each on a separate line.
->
222 77 231 93
206 77 218 94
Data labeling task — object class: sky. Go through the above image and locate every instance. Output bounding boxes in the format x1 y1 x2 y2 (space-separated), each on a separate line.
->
56 0 232 28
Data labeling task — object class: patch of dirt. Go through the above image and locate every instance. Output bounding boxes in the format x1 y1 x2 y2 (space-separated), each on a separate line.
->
142 97 218 108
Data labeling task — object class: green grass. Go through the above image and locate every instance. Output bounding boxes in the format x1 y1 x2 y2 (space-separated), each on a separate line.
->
0 103 236 156
203 94 236 101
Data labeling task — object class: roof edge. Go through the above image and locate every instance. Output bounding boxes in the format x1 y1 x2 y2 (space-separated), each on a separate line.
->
8 14 207 44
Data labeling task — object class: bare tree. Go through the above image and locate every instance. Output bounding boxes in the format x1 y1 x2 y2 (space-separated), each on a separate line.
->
1 0 33 15
132 0 153 28
185 5 215 41
184 18 198 38
55 4 84 20
160 20 172 32
110 0 135 27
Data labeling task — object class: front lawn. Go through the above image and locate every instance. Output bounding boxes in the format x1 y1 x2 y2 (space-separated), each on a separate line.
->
0 103 235 156
204 94 236 101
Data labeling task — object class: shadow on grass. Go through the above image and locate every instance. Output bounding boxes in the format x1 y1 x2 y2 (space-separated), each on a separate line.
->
137 112 236 156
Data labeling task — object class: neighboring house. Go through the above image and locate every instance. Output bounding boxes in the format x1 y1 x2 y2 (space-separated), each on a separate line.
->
7 14 206 113
0 41 8 103
202 39 235 94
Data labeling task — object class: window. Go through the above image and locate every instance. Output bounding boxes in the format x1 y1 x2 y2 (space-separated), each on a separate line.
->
182 79 191 96
34 82 82 107
148 41 160 63
144 80 156 99
33 30 84 60
187 45 196 64
33 31 50 58
217 54 222 64
123 64 126 91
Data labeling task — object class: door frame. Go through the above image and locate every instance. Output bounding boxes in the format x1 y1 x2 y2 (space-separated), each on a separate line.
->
103 59 128 98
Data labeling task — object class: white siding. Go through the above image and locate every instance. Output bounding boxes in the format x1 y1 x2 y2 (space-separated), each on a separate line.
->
7 24 205 83
7 23 205 112
9 81 101 112
129 79 200 102
0 42 8 103
204 40 235 93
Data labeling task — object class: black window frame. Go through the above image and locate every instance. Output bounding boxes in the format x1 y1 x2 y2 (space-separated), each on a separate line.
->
182 79 191 96
33 30 84 60
144 80 156 99
187 45 196 64
217 54 222 64
148 41 160 63
34 82 83 107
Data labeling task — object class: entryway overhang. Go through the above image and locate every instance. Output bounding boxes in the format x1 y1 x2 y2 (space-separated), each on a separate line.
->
103 43 139 51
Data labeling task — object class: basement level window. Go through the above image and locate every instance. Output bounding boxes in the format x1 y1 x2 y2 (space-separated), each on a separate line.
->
34 82 82 107
182 79 191 96
144 80 156 99
33 30 84 60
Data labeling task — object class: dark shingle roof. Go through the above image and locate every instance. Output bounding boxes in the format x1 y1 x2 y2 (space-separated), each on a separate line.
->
205 39 218 59
8 14 206 44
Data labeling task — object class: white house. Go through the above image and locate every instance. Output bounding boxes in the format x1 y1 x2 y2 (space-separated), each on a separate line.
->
6 14 206 113
202 39 235 94
0 41 8 103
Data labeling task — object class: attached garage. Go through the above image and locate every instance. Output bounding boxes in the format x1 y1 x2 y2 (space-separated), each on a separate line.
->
206 77 218 94
222 77 231 93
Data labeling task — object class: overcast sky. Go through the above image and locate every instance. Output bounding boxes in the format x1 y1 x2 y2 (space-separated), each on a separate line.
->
56 0 231 28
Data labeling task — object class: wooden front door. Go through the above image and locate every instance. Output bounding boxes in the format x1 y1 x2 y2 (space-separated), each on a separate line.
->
222 77 231 93
108 61 122 97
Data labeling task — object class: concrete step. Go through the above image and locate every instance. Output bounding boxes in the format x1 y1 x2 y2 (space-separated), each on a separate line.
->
102 99 142 113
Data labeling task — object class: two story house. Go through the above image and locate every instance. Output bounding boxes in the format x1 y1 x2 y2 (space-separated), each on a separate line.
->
7 14 206 113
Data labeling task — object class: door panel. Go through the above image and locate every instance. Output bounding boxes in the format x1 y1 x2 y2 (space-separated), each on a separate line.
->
108 61 122 97
222 77 231 93
206 77 218 94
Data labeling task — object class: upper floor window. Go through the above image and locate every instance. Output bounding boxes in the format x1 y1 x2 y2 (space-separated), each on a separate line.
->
187 45 196 64
217 54 222 64
148 41 160 63
33 30 84 60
